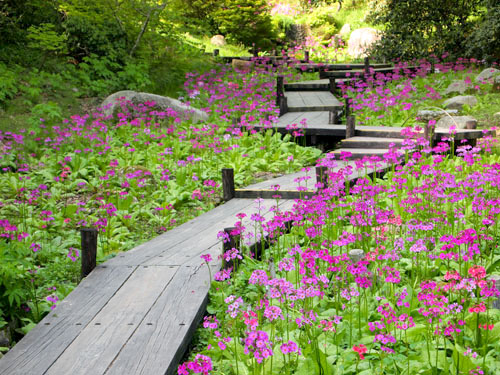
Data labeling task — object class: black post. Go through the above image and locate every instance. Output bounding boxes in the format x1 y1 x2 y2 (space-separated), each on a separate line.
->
364 57 370 75
344 97 350 119
213 49 219 57
222 227 239 270
319 69 327 79
346 115 356 139
81 228 98 279
315 166 328 189
222 168 235 201
329 110 338 125
329 77 337 94
252 43 258 57
304 50 310 62
276 76 287 115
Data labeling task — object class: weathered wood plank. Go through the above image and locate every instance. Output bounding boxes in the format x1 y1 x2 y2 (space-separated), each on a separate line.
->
104 198 255 267
45 266 179 375
235 189 315 200
0 265 136 375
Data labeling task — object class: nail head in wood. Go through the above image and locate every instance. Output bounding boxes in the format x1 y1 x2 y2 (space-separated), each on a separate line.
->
81 227 98 278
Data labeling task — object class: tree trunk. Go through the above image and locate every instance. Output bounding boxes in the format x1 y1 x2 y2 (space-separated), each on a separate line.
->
129 0 169 58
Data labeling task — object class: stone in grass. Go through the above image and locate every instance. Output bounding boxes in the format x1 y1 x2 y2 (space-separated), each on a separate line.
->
475 67 500 83
494 112 500 121
443 95 478 110
416 109 458 123
232 59 254 72
100 91 208 123
436 116 477 130
349 249 364 263
210 35 226 47
444 80 469 95
493 76 500 93
0 327 10 347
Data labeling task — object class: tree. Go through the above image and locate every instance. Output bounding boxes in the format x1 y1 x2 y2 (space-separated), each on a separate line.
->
369 0 484 61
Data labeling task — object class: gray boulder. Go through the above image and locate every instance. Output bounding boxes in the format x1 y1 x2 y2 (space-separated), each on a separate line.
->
475 68 500 83
443 95 478 110
210 35 226 47
339 23 351 38
100 91 208 123
493 75 500 93
347 28 381 58
493 112 500 121
416 109 458 122
436 116 477 130
443 80 469 95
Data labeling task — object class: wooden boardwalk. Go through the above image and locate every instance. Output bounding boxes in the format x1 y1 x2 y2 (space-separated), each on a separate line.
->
285 91 343 112
1 61 492 375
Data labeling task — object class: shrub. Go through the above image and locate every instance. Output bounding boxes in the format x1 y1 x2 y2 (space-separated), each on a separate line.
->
465 4 500 64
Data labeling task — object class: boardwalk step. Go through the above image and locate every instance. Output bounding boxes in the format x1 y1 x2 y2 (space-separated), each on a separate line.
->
285 91 343 112
340 137 403 148
356 127 406 139
330 148 389 160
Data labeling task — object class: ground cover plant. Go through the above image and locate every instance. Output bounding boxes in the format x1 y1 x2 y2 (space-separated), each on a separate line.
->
0 61 322 341
337 58 500 128
180 129 500 374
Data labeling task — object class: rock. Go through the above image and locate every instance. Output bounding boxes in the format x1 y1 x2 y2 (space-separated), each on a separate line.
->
100 91 208 123
232 59 254 72
347 28 381 58
443 80 469 95
349 249 364 263
210 35 226 47
475 67 500 83
493 112 500 120
416 109 458 122
443 95 478 110
436 116 477 130
0 328 10 347
493 75 500 93
339 23 351 38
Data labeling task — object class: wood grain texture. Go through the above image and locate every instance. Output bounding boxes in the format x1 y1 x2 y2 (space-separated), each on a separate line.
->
45 266 178 375
0 265 136 375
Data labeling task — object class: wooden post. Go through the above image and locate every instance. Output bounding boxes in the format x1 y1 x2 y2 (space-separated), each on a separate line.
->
424 124 430 141
81 228 98 278
364 57 370 75
222 227 239 270
252 43 258 57
430 60 435 74
304 50 309 62
346 115 355 139
465 120 476 130
319 69 327 79
329 110 338 124
329 77 337 95
222 168 235 202
213 49 219 57
231 117 239 127
315 166 328 189
344 97 350 118
276 76 287 115
271 49 276 56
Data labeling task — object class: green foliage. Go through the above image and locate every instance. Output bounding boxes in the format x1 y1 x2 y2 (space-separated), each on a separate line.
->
27 23 67 56
0 63 18 107
63 15 128 62
213 0 276 49
465 4 500 64
369 0 484 60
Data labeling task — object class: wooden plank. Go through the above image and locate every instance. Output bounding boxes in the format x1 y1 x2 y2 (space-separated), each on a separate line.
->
45 266 179 375
104 198 255 267
102 198 297 375
235 189 315 200
145 198 293 266
0 265 137 375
